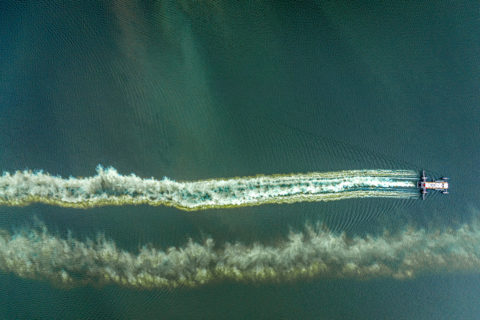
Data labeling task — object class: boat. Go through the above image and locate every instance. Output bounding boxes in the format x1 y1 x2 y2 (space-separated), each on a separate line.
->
417 170 449 200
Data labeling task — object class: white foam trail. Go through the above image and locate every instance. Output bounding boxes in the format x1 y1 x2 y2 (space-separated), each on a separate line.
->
0 221 479 288
0 167 418 210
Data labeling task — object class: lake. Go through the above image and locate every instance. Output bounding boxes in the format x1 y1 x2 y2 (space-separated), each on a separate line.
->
0 1 479 319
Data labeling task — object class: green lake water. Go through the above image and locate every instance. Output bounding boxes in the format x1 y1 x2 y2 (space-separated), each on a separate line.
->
0 1 479 319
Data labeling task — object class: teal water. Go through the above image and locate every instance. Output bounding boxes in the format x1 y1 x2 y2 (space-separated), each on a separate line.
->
0 1 479 319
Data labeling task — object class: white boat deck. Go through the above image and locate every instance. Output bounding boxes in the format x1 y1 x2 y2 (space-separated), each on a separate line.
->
424 181 449 190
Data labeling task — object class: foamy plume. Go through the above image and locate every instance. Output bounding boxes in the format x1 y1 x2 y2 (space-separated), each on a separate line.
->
0 167 418 210
0 221 479 288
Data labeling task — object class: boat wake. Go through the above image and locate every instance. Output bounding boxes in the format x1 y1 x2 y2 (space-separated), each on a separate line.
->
0 219 478 289
0 166 418 210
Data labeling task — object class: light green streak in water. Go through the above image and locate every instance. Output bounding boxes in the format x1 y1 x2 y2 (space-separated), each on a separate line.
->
0 220 478 289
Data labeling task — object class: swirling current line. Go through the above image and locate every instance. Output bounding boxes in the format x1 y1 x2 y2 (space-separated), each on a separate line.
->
0 220 479 289
0 167 418 210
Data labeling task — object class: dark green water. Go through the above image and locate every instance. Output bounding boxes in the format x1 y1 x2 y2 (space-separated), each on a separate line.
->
1 1 479 319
